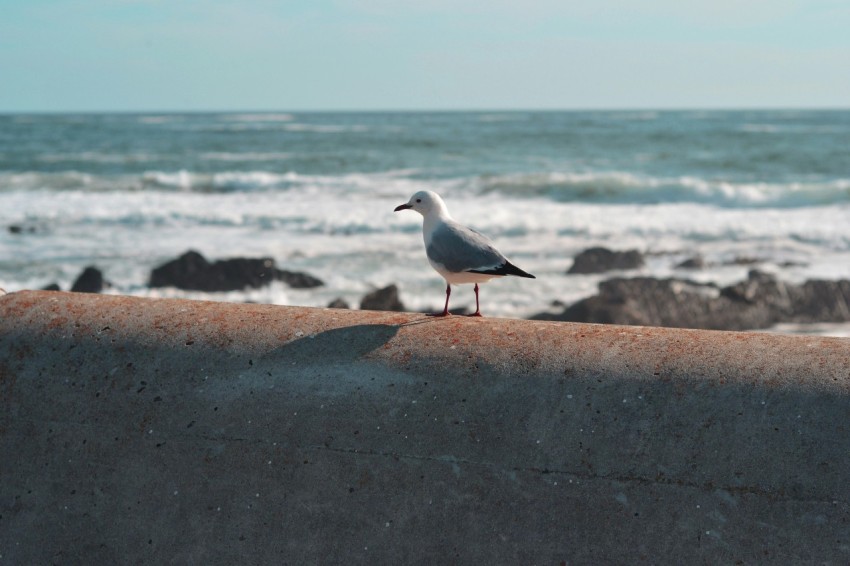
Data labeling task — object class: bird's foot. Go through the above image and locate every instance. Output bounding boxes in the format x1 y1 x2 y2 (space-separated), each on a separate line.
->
427 311 451 317
466 312 483 318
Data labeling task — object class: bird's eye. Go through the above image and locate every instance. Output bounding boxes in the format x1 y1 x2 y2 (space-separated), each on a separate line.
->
416 199 421 203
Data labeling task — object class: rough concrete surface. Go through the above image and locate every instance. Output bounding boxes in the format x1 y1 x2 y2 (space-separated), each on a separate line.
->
1 290 849 564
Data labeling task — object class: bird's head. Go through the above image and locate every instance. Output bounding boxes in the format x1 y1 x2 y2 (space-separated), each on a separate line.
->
394 190 448 217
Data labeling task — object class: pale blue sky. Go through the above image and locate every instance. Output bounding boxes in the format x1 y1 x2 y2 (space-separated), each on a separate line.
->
1 0 848 112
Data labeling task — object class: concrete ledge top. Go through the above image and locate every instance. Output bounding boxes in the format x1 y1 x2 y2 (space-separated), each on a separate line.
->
2 290 848 392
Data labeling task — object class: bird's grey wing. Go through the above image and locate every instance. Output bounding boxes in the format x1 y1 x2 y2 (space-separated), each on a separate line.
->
426 221 506 273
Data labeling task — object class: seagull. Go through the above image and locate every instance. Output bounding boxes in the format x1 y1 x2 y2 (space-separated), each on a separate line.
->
394 190 535 317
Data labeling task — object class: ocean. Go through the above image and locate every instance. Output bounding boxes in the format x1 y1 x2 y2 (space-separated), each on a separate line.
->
2 110 849 333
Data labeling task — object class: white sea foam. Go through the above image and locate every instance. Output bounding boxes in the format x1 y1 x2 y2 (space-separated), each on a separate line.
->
763 323 850 338
38 152 161 164
477 113 528 122
739 123 847 134
138 170 303 192
174 121 371 133
0 168 436 197
283 123 370 133
220 113 295 122
199 152 293 162
0 171 96 191
130 169 439 196
477 170 850 208
5 166 850 212
142 170 195 191
138 115 182 124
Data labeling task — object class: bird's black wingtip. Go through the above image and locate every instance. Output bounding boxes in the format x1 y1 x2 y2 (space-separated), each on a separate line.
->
468 261 536 279
506 261 535 279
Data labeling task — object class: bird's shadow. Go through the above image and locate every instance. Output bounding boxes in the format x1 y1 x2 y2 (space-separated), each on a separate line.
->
270 323 402 364
266 315 453 364
226 315 457 379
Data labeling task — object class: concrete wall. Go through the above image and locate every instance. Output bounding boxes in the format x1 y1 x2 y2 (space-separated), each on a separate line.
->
1 290 849 564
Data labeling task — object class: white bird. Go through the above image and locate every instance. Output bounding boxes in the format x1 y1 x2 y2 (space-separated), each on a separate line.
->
394 190 535 317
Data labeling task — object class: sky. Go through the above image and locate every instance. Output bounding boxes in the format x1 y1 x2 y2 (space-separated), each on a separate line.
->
1 0 848 112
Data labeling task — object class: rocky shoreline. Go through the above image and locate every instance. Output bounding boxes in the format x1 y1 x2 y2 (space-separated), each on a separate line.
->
531 270 850 331
35 247 850 332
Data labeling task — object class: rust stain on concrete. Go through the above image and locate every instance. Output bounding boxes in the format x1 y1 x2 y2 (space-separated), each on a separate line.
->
1 290 848 394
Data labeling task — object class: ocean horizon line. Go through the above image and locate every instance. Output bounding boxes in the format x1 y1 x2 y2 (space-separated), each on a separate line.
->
2 106 850 116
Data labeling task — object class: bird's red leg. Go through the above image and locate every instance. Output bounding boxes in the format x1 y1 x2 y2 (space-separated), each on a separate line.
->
429 283 451 317
468 283 483 317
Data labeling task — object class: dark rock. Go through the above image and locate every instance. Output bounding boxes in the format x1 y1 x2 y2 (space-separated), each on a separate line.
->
150 251 210 289
149 250 323 292
202 256 278 290
550 277 748 330
277 269 324 289
788 279 850 323
71 266 105 294
360 285 405 312
567 247 644 274
718 270 850 324
8 223 39 234
726 256 761 266
41 283 61 291
720 270 785 304
675 256 706 270
327 298 350 309
532 270 850 331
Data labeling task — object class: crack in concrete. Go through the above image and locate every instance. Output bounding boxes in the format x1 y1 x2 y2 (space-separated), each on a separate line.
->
6 418 846 507
308 444 846 506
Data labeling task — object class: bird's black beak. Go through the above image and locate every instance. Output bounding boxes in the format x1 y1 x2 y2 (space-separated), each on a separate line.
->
394 203 412 212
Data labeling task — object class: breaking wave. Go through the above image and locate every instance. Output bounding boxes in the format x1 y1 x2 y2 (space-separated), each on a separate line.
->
475 171 850 208
3 168 849 208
